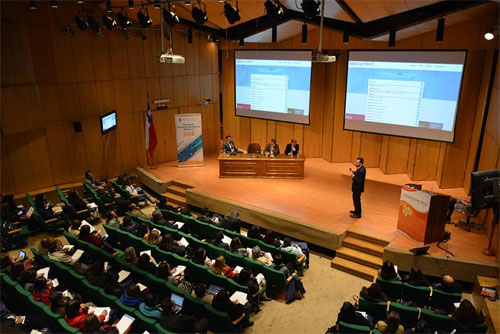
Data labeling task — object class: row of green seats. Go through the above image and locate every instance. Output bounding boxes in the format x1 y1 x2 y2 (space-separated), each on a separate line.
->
25 192 67 231
358 297 487 333
376 277 462 309
0 216 30 246
159 208 302 270
0 272 80 334
31 248 173 334
64 232 236 332
126 213 287 290
110 180 145 202
338 321 382 334
104 223 253 295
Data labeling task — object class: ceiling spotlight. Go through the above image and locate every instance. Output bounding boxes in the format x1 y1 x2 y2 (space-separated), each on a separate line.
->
105 0 112 12
29 0 36 9
50 0 57 8
128 0 134 9
184 1 191 5
436 17 445 42
163 6 179 26
188 27 193 44
264 0 284 23
65 25 74 37
102 14 117 30
154 0 161 9
77 0 85 3
484 31 495 40
388 29 396 47
301 0 319 19
88 15 103 37
224 1 240 25
117 11 132 29
192 2 208 25
210 33 219 43
74 16 89 31
301 23 307 44
137 8 152 28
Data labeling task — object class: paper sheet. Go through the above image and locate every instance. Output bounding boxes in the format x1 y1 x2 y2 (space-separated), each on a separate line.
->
222 235 232 245
179 237 189 247
118 270 131 283
171 265 186 277
256 273 265 285
71 249 84 261
37 267 50 278
116 314 135 334
230 291 248 305
51 278 59 288
137 283 148 292
174 222 185 229
233 266 243 274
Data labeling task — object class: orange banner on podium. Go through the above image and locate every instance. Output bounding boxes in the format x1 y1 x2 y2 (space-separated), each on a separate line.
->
397 184 431 244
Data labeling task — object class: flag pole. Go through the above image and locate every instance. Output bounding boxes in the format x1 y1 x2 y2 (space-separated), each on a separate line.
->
149 151 157 169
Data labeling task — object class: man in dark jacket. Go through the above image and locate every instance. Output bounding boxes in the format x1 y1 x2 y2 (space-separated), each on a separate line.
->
349 157 366 219
159 297 209 333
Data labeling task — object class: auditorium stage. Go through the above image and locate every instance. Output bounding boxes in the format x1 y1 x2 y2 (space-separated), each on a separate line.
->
143 153 498 280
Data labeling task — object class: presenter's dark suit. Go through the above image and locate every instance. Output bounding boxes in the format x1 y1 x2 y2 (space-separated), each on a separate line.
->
352 166 366 217
284 144 299 156
222 141 237 153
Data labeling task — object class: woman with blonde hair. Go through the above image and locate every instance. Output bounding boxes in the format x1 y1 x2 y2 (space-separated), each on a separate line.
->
211 256 236 278
146 229 162 245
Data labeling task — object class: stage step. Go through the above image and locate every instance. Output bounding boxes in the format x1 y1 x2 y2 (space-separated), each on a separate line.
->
336 247 383 269
346 226 391 246
331 257 378 281
342 236 385 257
167 185 186 197
165 192 187 206
172 179 195 189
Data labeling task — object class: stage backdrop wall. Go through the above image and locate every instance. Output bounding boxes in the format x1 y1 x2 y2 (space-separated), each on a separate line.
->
220 13 498 191
0 1 220 195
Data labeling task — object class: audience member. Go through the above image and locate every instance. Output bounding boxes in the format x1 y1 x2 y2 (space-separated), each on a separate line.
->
212 289 253 328
120 284 141 308
334 301 372 330
156 261 184 286
65 300 106 330
73 252 93 275
120 216 138 234
18 269 37 292
67 190 88 212
123 246 139 265
247 226 264 241
49 291 69 316
230 237 249 256
191 248 211 268
48 239 77 266
360 283 388 303
196 207 213 224
221 210 241 233
212 231 230 250
211 256 236 278
35 193 67 222
123 177 155 205
379 260 401 281
103 269 124 297
263 230 281 247
452 299 483 333
106 211 120 228
157 196 180 213
87 260 107 288
79 225 115 254
137 254 157 274
139 294 161 319
432 274 462 294
272 253 291 277
39 236 55 254
375 311 404 334
68 220 82 236
403 267 429 287
280 237 303 256
159 297 210 333
85 171 106 189
146 229 162 245
152 210 170 226
32 276 54 306
158 234 186 256
191 283 213 304
82 314 103 334
251 246 273 266
234 268 271 303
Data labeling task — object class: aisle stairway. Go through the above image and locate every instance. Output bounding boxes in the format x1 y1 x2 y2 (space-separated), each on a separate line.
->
163 180 194 207
331 226 391 281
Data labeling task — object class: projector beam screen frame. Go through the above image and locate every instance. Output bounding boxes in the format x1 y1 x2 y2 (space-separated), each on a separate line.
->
234 49 314 126
343 49 468 143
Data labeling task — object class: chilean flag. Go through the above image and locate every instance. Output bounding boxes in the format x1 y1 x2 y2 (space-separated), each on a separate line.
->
145 101 157 157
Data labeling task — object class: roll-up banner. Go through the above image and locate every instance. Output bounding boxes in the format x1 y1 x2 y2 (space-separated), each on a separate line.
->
174 113 205 167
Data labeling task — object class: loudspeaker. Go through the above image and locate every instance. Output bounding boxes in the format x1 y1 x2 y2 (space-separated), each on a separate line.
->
73 122 82 132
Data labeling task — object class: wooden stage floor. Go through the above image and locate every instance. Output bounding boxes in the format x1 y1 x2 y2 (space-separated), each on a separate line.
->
148 153 496 264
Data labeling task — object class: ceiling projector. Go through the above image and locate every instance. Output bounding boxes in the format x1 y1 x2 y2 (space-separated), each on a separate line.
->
312 53 336 63
158 51 185 64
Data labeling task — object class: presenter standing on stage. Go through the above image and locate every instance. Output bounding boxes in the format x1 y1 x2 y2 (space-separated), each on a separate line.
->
349 157 365 219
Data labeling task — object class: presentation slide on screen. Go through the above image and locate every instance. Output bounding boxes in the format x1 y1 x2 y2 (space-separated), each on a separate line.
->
344 51 466 142
235 50 312 125
101 112 116 132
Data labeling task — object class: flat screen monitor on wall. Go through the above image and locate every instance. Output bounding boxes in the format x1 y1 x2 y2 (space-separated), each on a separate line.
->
344 50 467 142
235 50 313 125
100 110 117 135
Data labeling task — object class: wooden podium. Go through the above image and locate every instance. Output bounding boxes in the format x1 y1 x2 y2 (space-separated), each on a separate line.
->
397 184 450 244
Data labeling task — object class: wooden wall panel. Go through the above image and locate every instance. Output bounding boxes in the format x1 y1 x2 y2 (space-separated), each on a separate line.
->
304 64 325 158
90 33 113 81
386 137 411 174
250 119 267 148
186 75 201 106
82 118 104 178
332 51 352 162
172 32 187 77
142 32 160 78
71 31 95 82
44 122 72 185
126 37 146 79
103 129 123 176
276 122 294 152
4 133 35 193
359 133 382 167
159 77 175 106
173 76 188 108
78 82 99 118
129 79 148 112
1 139 15 194
294 124 304 152
322 63 336 162
379 136 389 172
39 85 62 123
47 6 76 83
412 140 441 181
108 31 130 80
185 35 200 76
58 83 81 120
113 80 133 114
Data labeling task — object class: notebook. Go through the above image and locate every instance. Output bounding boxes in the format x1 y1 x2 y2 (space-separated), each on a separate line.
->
171 265 186 277
171 293 184 313
71 249 84 262
118 270 131 283
115 314 135 334
207 284 224 296
233 266 243 274
230 291 248 305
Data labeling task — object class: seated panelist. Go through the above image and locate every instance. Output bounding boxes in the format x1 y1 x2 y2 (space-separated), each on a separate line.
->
222 135 246 154
284 139 299 157
264 138 280 156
